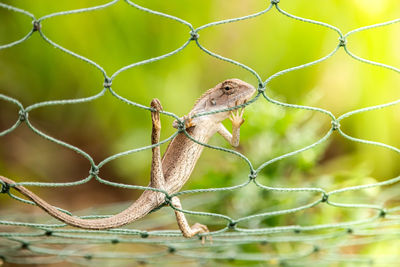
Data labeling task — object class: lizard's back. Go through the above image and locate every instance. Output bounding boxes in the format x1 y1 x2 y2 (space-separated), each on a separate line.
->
162 123 216 194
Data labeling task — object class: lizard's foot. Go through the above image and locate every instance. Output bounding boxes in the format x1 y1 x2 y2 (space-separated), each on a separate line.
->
191 222 211 244
172 115 195 130
171 197 211 244
183 115 195 129
150 98 163 130
229 107 245 128
178 222 210 244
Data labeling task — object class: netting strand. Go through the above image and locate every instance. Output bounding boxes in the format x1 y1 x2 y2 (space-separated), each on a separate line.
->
0 0 399 265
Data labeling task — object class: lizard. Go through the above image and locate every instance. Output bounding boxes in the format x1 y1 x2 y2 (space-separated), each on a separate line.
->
0 78 255 240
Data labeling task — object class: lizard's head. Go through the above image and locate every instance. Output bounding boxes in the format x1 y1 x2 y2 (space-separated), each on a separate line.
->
189 78 256 124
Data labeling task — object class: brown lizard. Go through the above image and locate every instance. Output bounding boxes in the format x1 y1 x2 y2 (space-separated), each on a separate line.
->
0 78 255 239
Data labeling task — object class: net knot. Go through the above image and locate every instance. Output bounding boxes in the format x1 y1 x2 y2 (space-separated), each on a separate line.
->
190 31 199 41
140 231 149 238
228 221 237 229
18 110 28 122
271 0 280 5
338 37 347 47
89 166 99 177
258 83 266 93
176 120 186 132
168 247 176 254
103 77 112 88
164 195 172 205
379 209 386 218
0 181 10 194
331 120 340 131
321 194 329 202
32 20 41 32
249 170 257 180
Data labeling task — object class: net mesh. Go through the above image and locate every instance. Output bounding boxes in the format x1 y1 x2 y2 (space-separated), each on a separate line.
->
1 0 400 266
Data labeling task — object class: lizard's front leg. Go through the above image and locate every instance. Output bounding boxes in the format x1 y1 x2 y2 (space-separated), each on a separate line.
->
217 107 245 147
171 196 209 243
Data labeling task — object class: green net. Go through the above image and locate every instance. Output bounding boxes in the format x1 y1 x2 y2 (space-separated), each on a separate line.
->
1 0 400 266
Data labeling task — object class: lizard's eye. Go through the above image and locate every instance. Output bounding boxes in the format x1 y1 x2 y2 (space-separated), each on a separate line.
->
222 83 235 95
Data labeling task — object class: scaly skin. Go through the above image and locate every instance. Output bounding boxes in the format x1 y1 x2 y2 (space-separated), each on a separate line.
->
0 78 255 240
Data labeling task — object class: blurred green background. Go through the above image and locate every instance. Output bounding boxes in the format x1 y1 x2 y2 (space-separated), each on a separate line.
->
0 0 400 264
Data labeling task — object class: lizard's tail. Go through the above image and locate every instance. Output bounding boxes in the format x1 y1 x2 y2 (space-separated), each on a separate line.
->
0 176 161 229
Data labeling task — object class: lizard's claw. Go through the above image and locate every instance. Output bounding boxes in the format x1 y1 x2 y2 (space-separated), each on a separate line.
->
191 223 212 245
172 115 196 130
183 115 195 129
229 108 245 128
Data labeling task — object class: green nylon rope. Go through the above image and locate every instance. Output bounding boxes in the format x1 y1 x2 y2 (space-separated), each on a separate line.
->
0 0 400 265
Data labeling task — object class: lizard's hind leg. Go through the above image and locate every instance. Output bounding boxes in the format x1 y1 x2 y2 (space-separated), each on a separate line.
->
151 100 210 242
171 196 210 243
150 99 165 191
